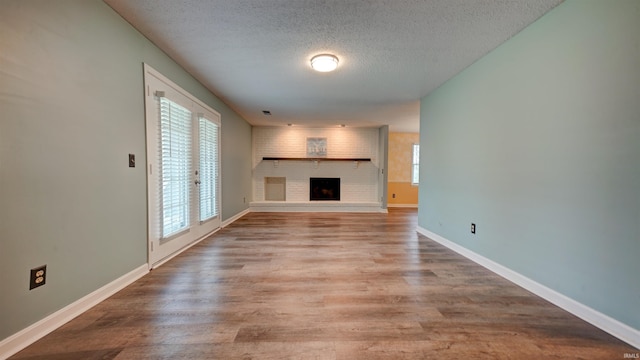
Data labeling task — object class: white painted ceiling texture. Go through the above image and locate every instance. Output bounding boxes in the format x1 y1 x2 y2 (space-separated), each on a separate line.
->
105 0 563 133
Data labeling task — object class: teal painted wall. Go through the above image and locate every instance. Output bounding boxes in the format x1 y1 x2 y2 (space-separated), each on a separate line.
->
419 0 640 330
0 0 251 340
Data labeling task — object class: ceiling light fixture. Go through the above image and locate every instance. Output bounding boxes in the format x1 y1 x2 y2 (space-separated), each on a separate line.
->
310 54 339 72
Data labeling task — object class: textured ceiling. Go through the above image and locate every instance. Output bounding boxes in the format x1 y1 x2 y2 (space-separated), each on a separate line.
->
105 0 563 132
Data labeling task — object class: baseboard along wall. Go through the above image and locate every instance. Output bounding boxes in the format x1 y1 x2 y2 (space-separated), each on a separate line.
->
0 208 257 359
416 226 640 350
0 265 149 359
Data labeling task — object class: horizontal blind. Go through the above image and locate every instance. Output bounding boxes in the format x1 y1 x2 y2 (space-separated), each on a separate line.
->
199 116 219 221
160 97 192 238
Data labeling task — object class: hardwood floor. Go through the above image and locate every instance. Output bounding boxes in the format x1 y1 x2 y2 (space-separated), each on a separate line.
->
11 209 636 359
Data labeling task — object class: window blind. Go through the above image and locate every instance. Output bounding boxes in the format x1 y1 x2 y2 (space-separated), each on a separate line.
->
160 97 192 238
199 116 219 221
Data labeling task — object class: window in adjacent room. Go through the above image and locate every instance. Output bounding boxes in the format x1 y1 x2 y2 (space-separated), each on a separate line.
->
411 143 420 185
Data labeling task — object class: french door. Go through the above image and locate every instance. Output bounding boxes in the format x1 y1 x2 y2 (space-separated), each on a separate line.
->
144 65 221 268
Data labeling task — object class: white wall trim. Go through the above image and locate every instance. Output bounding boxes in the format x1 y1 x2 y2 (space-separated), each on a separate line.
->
222 208 250 228
387 204 418 208
0 264 149 360
151 227 220 269
250 201 382 213
416 226 640 349
0 207 249 359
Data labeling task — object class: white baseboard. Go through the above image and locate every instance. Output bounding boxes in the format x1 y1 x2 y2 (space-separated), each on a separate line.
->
153 207 253 269
416 226 640 350
151 227 221 269
250 201 382 213
222 208 250 228
387 204 418 208
153 207 252 270
0 264 149 359
155 209 248 269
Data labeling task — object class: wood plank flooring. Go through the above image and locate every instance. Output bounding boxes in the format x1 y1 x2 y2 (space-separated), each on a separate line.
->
11 209 637 359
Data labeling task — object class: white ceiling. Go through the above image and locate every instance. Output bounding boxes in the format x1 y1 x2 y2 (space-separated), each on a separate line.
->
105 0 563 133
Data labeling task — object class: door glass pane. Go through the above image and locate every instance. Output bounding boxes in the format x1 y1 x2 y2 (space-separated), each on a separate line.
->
199 116 219 221
160 97 192 237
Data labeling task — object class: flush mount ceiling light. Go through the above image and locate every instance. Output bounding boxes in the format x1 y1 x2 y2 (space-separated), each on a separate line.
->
310 54 339 72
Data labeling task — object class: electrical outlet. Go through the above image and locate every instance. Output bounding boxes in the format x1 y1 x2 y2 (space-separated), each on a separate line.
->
30 265 46 290
471 223 476 234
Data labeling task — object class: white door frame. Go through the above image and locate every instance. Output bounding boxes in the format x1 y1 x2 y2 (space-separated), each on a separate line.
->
143 64 221 268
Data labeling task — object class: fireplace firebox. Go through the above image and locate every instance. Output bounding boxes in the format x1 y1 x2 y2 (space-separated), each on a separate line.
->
310 178 340 201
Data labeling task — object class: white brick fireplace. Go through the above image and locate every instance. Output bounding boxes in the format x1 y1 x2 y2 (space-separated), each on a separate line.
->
251 126 385 212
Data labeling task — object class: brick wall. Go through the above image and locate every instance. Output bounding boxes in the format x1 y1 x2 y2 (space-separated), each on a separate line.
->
252 127 380 202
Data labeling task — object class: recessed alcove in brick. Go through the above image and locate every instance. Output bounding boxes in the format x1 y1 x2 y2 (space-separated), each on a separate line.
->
264 177 286 201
